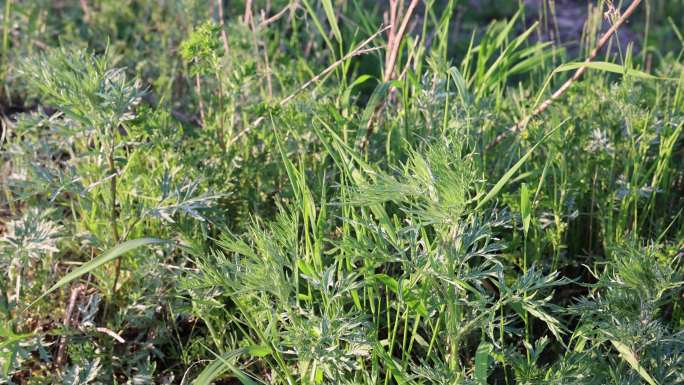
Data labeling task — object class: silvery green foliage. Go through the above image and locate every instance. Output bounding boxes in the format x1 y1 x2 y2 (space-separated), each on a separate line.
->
566 242 684 385
351 138 479 224
77 294 101 328
124 357 157 385
185 130 577 384
144 175 221 224
0 208 61 263
409 358 464 385
4 111 88 206
0 207 62 306
282 312 372 380
0 334 52 384
61 359 103 385
19 48 143 146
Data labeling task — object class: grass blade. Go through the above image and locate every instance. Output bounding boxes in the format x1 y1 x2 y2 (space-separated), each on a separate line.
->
194 346 265 385
321 0 342 46
301 0 337 58
521 182 531 235
610 340 659 385
474 341 493 384
29 238 167 307
476 122 563 210
555 61 657 79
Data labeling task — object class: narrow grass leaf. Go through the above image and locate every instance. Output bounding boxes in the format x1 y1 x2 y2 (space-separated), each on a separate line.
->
555 61 656 79
321 0 342 45
610 340 659 385
521 182 531 235
474 341 493 384
30 238 167 307
476 123 561 210
245 345 272 357
301 0 337 58
194 346 264 385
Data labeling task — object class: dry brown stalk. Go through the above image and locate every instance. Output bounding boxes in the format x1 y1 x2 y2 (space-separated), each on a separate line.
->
259 1 299 28
56 284 85 366
244 0 254 25
362 0 421 150
384 0 421 82
94 327 126 343
486 0 642 150
216 0 231 57
79 0 91 23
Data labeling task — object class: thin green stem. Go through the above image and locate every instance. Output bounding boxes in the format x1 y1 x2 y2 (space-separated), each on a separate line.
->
1 0 10 86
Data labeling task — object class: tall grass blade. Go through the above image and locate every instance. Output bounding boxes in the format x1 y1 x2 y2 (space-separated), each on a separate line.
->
321 0 342 46
194 346 265 385
474 341 493 384
521 182 531 235
29 238 167 307
476 122 562 210
555 61 657 79
610 340 659 385
301 0 337 58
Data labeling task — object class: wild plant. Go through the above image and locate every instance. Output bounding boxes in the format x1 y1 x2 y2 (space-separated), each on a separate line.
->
18 48 144 294
0 1 683 384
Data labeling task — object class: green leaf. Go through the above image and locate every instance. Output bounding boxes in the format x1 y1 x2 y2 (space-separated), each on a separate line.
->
194 346 264 385
474 341 493 385
314 367 324 384
610 340 659 385
374 344 409 385
343 74 374 105
301 0 337 58
521 182 531 235
448 67 471 105
361 81 394 123
374 273 399 293
245 345 272 357
555 61 657 79
321 0 342 45
30 238 167 307
476 123 562 210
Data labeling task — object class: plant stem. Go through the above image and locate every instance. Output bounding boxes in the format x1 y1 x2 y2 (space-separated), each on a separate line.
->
109 149 122 293
216 0 231 59
362 0 420 150
196 74 206 127
1 0 11 87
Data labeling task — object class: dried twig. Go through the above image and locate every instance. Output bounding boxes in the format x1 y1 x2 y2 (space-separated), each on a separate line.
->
79 0 91 23
259 1 299 28
216 0 231 57
384 0 421 82
486 0 642 150
362 0 421 150
243 0 253 25
56 284 85 366
94 327 126 343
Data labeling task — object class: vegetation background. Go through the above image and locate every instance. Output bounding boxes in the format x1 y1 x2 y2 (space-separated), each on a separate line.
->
1 0 684 384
